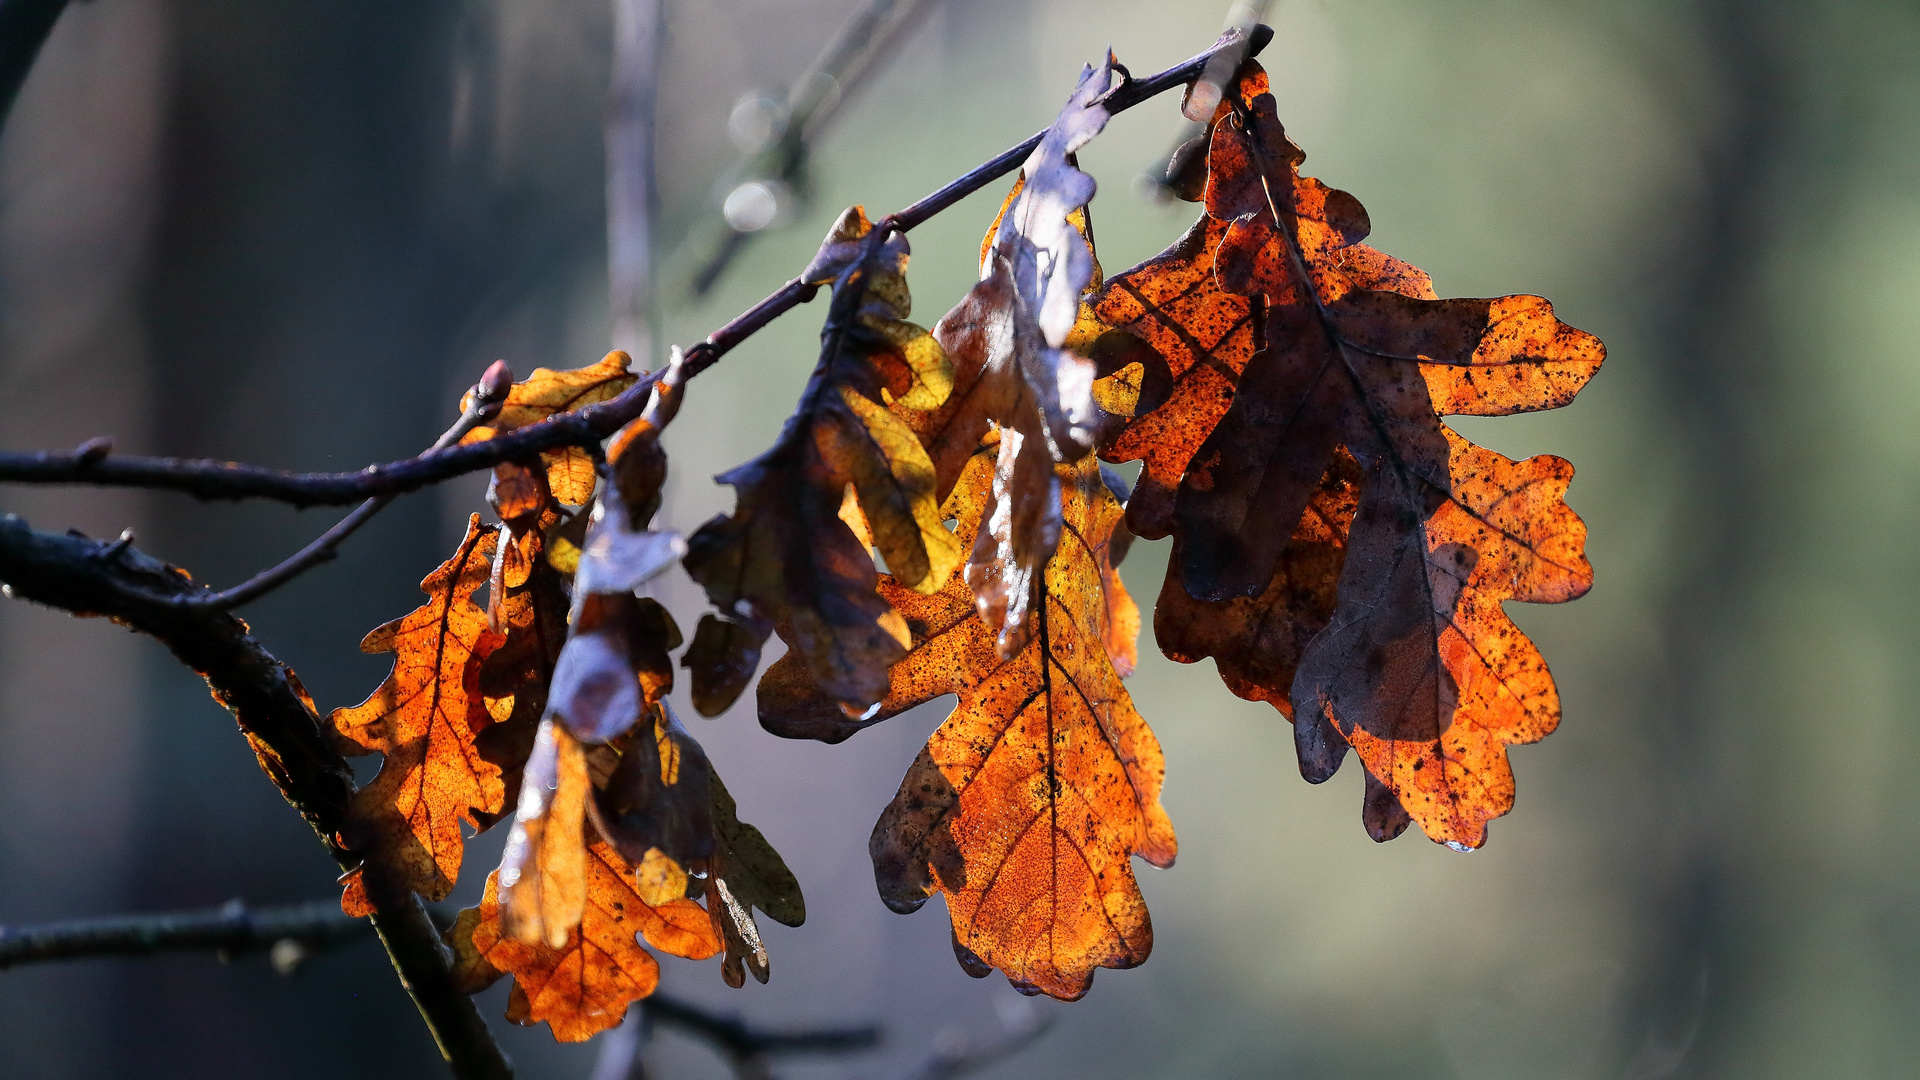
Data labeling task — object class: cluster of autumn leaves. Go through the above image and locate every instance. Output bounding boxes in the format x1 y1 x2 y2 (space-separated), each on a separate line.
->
313 55 1602 1038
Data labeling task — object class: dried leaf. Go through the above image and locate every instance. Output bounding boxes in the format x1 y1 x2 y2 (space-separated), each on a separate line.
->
549 593 679 744
1094 60 1601 847
591 702 716 873
449 855 720 1042
497 719 591 947
765 440 1168 999
474 548 570 830
461 350 639 506
330 516 504 909
923 56 1118 655
684 207 959 717
703 768 805 987
1292 430 1591 849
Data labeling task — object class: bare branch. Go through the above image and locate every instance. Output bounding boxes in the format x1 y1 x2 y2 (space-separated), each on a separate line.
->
0 899 370 973
644 995 881 1062
0 24 1271 506
0 519 514 1080
897 1011 1055 1080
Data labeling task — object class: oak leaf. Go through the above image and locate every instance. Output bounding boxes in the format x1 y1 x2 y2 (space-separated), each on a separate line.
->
448 852 720 1042
330 516 505 912
1292 429 1591 848
763 439 1171 1000
497 719 591 946
702 768 806 987
684 207 959 718
1093 60 1600 847
922 56 1116 656
461 350 638 506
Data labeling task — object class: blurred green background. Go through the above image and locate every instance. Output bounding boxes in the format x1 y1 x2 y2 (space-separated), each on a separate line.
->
4 0 1919 1077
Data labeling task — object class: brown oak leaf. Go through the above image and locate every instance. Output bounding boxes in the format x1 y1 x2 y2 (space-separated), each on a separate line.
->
762 439 1170 1000
1091 60 1600 848
922 56 1117 656
331 515 505 912
701 768 805 988
1292 429 1591 849
684 207 958 718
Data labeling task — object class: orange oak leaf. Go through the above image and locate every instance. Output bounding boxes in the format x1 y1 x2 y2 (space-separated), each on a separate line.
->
461 350 639 506
1291 429 1591 849
1092 59 1601 848
923 56 1117 656
330 515 505 912
762 439 1170 1000
448 852 720 1042
684 207 958 718
497 719 591 947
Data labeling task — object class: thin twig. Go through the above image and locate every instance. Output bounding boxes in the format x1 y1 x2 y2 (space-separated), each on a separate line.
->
189 360 514 611
608 0 662 361
897 1012 1054 1080
644 995 881 1060
0 0 71 132
0 24 1270 508
672 0 942 297
0 899 371 972
0 520 514 1080
0 893 892 1080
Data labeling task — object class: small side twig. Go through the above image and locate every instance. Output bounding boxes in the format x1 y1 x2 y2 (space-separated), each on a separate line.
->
898 1009 1054 1080
644 995 881 1062
672 0 941 296
190 359 514 610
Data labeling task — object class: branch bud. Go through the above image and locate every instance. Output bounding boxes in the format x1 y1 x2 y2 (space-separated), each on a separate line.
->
75 436 113 464
473 360 515 422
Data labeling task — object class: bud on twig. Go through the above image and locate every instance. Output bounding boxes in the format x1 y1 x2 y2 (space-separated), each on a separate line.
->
472 360 515 423
75 436 113 465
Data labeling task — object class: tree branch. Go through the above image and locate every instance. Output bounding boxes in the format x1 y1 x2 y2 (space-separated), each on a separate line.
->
0 518 514 1080
0 893 892 1080
0 899 370 972
0 0 70 132
643 995 880 1061
0 24 1271 502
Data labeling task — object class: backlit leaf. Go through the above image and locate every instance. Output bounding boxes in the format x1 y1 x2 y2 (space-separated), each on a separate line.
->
330 516 505 910
684 207 959 718
762 438 1170 1000
1093 60 1600 847
449 855 719 1042
922 56 1118 655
